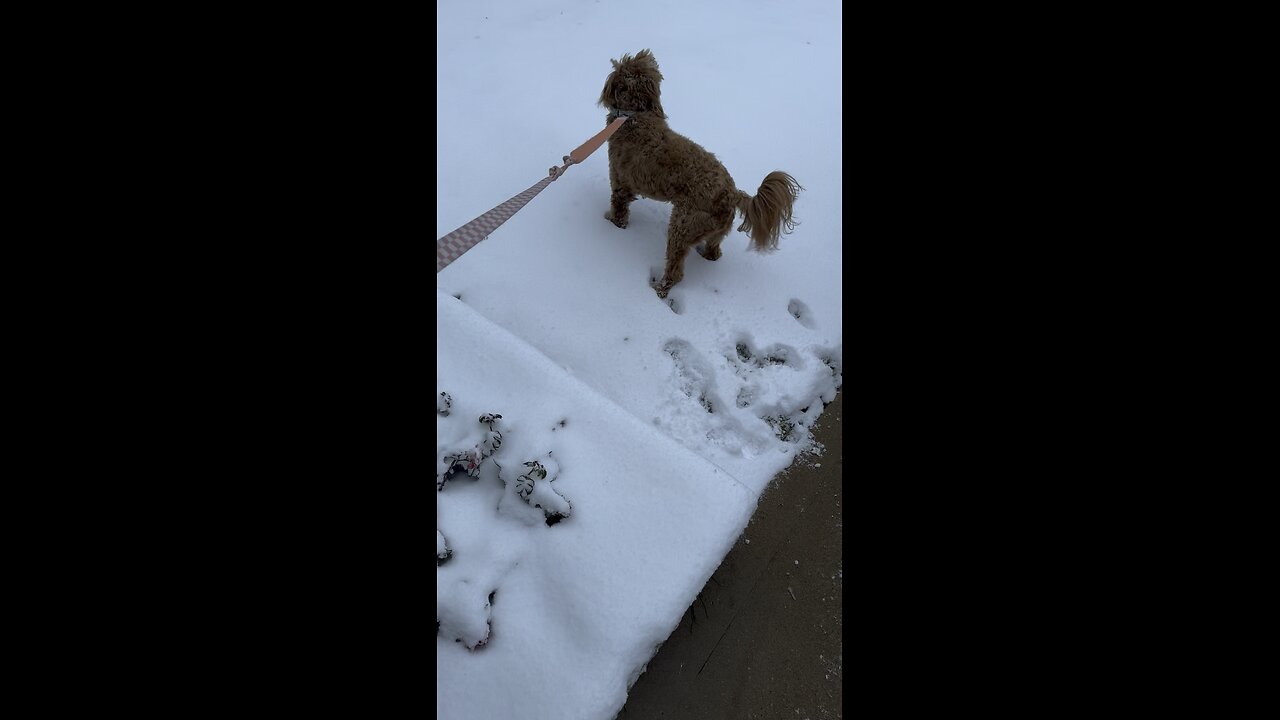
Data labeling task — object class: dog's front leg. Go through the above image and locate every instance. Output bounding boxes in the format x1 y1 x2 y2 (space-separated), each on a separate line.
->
654 219 695 298
604 162 634 229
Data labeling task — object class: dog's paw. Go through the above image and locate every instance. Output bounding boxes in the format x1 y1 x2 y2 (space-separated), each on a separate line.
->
653 282 670 299
604 210 629 229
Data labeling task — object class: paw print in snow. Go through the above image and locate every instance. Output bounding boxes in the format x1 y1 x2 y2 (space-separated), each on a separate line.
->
787 298 816 329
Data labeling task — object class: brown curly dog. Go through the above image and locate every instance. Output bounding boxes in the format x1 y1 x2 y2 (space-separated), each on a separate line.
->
599 49 802 298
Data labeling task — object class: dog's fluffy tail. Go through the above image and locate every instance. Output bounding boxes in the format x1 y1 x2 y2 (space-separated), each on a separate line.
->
737 171 802 253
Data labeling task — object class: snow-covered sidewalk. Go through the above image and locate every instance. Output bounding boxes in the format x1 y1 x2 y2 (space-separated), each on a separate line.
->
437 293 759 720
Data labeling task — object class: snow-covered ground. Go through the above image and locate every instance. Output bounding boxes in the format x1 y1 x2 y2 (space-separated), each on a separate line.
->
437 1 841 717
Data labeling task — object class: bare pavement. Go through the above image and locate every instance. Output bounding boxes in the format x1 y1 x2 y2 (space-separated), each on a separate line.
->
621 391 844 719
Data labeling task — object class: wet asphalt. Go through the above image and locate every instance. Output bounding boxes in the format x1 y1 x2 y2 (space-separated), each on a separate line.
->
619 390 843 719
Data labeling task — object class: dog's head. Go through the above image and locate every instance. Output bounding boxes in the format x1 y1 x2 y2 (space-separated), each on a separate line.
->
599 49 666 118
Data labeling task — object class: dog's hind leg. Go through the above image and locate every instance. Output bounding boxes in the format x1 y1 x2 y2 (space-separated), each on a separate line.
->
695 210 735 262
655 206 719 298
604 162 635 229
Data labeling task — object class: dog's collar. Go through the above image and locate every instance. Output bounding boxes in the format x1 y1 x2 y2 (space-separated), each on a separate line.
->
607 108 636 121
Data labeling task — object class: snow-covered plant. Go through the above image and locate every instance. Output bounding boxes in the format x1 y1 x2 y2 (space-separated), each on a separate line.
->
436 529 452 566
504 453 572 525
478 414 503 457
438 413 504 491
514 469 535 500
436 397 576 652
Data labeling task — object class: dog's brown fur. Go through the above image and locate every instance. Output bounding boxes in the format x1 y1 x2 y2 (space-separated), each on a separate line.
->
599 49 802 298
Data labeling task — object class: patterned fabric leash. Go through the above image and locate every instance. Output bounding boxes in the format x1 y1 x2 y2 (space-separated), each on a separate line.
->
436 117 628 272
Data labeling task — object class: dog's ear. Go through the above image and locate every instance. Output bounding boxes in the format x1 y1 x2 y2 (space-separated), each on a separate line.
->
634 75 666 118
598 73 612 108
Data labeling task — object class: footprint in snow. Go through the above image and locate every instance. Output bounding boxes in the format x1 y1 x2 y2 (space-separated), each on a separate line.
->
733 338 804 370
665 339 716 414
787 298 816 329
